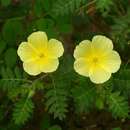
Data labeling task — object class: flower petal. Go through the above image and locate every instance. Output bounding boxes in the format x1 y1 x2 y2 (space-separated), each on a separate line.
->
74 58 91 77
17 42 38 62
23 58 59 75
40 58 59 73
92 35 113 51
90 67 111 84
23 60 41 76
46 39 64 58
27 31 48 52
101 51 121 73
74 40 92 59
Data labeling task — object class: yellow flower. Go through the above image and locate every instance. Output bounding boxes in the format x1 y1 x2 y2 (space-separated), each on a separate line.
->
74 35 121 84
17 31 64 75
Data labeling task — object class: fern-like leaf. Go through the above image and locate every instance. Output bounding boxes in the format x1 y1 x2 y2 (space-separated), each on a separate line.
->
96 0 114 15
12 97 34 125
111 10 130 38
106 92 129 119
72 78 96 112
45 87 68 120
52 0 87 16
45 55 74 120
0 66 33 99
113 68 130 97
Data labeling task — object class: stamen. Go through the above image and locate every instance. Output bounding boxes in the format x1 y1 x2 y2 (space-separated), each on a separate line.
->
39 54 44 58
93 57 98 63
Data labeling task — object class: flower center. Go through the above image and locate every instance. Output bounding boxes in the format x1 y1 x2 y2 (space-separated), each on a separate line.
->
39 53 44 58
93 57 98 64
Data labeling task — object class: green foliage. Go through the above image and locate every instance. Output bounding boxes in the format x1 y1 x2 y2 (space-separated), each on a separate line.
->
34 0 44 17
52 0 87 16
0 122 21 130
95 96 104 110
0 40 6 55
12 97 34 125
45 80 68 120
0 0 11 7
0 66 30 99
112 128 121 130
45 55 74 120
56 21 73 34
34 18 58 38
4 48 17 68
106 92 129 119
0 106 5 121
2 18 23 44
71 77 96 112
111 9 130 38
113 68 130 97
96 0 114 15
0 0 130 129
40 113 51 130
48 125 62 130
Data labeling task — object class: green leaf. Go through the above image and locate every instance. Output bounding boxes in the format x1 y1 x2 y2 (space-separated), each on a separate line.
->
45 55 75 120
96 0 114 16
53 55 75 82
14 66 22 79
2 19 23 44
71 77 96 112
36 18 54 30
113 79 130 97
114 69 130 97
42 0 54 12
107 92 129 119
35 18 57 38
0 106 4 121
0 40 6 55
34 0 44 17
95 96 104 110
116 68 130 80
1 67 15 79
45 86 68 120
0 66 29 95
12 98 34 125
111 10 130 39
48 125 62 130
57 23 73 34
1 0 11 6
112 128 121 130
52 0 87 16
4 48 17 68
40 113 51 130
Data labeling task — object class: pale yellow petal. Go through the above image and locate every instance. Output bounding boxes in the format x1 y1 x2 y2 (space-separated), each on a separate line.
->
23 60 41 76
17 42 38 62
40 58 59 73
74 40 92 59
90 67 111 84
23 58 59 75
27 31 48 52
74 58 91 77
101 51 121 73
92 35 113 51
46 39 64 58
